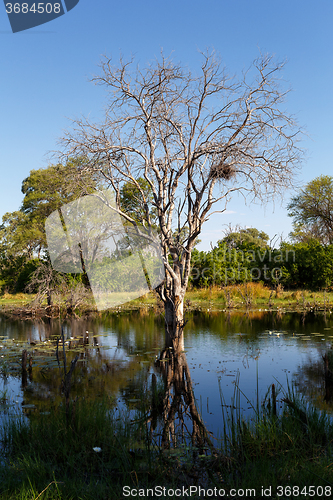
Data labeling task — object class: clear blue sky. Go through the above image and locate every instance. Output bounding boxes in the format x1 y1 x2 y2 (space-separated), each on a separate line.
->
1 0 332 251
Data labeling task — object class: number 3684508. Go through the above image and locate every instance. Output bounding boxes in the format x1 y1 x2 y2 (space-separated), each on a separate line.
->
5 3 61 14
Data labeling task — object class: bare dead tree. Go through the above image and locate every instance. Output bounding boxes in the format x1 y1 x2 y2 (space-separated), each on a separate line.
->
25 260 63 308
60 50 303 340
26 260 91 315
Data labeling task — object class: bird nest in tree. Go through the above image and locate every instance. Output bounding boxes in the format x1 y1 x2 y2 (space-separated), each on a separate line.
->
210 162 235 181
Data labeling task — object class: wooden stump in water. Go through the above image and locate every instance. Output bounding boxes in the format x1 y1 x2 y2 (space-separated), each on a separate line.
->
271 383 276 416
28 354 33 381
22 349 28 388
323 353 333 402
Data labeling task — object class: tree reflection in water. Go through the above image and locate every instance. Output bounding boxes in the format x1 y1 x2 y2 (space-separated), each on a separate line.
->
152 333 215 454
295 348 333 409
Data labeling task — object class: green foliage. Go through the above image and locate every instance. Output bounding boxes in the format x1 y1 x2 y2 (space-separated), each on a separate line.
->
287 175 333 245
15 259 41 293
190 233 279 288
0 211 42 260
0 159 96 294
190 228 333 291
279 240 333 290
219 227 270 250
0 159 96 259
21 158 96 215
120 177 157 226
0 256 40 294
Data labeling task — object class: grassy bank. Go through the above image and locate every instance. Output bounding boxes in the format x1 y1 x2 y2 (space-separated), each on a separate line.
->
2 284 333 316
0 293 33 307
1 388 333 499
185 283 333 312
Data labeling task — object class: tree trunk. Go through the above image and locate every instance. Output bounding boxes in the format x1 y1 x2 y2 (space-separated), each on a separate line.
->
164 294 185 348
47 289 52 307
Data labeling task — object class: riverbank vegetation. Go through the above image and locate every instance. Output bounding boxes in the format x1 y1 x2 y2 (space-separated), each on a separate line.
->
3 225 333 297
2 223 333 318
2 284 333 319
3 198 333 319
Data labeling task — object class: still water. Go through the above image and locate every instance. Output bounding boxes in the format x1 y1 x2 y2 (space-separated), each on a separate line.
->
1 309 332 439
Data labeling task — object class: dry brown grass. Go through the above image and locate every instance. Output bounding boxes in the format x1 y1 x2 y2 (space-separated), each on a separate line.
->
0 292 32 304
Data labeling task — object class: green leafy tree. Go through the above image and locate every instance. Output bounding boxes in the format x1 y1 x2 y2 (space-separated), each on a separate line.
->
0 159 96 259
279 240 333 290
0 159 96 293
219 227 270 251
120 177 157 226
0 256 40 294
191 229 289 288
0 209 42 292
0 211 40 259
287 175 333 245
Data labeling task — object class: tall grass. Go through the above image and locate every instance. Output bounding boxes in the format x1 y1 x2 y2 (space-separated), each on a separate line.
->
0 397 165 499
1 383 333 499
186 282 270 307
2 287 333 315
2 358 333 500
216 378 333 492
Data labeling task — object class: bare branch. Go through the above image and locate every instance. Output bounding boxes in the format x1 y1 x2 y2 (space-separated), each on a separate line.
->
58 50 303 336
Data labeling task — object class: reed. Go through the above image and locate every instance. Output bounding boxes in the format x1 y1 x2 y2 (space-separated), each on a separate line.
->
216 379 333 492
1 376 333 498
0 397 164 499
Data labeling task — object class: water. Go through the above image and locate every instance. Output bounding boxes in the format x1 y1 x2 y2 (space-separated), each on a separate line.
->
0 309 332 440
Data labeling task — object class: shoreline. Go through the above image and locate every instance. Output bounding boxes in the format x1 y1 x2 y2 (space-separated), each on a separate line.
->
1 285 333 319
